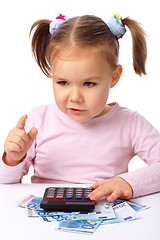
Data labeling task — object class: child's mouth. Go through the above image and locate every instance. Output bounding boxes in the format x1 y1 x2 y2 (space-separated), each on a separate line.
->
70 108 84 113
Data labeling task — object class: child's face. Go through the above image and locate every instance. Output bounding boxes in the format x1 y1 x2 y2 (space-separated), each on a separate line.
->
52 49 121 122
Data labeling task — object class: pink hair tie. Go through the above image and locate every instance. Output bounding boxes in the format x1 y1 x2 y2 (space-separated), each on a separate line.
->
49 14 66 35
56 14 66 20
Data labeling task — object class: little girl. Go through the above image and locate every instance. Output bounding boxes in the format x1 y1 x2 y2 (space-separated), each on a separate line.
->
1 13 160 202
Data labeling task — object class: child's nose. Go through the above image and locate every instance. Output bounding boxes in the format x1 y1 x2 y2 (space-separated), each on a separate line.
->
70 87 84 103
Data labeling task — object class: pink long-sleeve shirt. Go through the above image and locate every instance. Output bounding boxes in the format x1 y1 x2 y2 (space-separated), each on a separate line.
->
0 102 160 198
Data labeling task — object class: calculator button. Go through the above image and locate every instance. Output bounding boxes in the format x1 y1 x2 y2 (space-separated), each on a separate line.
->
75 188 83 191
84 196 89 199
66 191 73 194
85 188 92 192
48 189 55 192
57 192 64 194
75 191 82 194
57 189 65 193
57 194 64 197
47 195 54 199
76 193 83 196
75 192 82 195
84 191 93 195
75 196 82 199
56 196 64 199
57 190 64 193
48 190 55 194
49 188 56 190
48 188 55 192
66 196 73 199
48 193 55 196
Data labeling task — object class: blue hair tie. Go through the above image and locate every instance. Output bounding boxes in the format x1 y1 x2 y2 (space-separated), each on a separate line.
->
107 13 126 39
49 14 66 35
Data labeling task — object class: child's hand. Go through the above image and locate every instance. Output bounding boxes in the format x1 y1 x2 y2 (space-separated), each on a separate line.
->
88 177 133 202
3 115 38 166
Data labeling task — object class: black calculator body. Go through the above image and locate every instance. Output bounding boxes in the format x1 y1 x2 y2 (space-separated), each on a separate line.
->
40 187 96 212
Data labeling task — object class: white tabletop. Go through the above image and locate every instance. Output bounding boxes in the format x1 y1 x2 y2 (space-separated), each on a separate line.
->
0 183 160 240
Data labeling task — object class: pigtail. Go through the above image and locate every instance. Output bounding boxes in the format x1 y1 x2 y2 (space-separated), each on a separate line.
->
30 19 51 78
122 17 147 76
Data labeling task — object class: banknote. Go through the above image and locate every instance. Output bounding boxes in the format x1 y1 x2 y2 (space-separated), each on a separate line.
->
113 202 137 221
56 220 102 234
65 205 115 221
18 195 43 211
125 200 149 211
27 209 79 217
102 202 137 225
27 200 115 221
102 199 149 212
101 211 127 225
19 195 81 214
27 208 110 220
41 215 70 222
40 212 114 224
18 195 149 234
93 203 115 219
18 195 36 208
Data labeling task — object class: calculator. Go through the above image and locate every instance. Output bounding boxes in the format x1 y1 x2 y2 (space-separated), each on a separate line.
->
40 187 96 212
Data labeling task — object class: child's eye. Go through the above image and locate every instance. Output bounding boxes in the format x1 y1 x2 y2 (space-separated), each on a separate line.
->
57 81 69 86
83 82 96 87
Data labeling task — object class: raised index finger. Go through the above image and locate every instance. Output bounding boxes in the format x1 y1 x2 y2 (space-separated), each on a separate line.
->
16 115 27 129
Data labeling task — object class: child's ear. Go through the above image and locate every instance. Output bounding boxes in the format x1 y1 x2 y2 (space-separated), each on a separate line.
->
110 65 122 88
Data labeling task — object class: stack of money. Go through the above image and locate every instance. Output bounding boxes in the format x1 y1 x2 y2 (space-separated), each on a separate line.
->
18 195 149 234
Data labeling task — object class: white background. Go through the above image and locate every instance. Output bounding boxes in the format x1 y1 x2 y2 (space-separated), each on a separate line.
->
0 0 159 182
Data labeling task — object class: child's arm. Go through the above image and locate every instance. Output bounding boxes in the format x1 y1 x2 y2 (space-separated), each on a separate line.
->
89 111 160 201
3 115 38 166
0 114 38 183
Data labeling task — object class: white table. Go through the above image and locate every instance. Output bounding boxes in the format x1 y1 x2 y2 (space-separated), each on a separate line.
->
0 183 160 240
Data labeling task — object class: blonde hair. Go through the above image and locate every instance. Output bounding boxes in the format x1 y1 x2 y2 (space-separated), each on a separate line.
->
30 15 147 78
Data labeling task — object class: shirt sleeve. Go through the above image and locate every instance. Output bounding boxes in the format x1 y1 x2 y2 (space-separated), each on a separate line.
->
119 112 160 198
0 111 36 184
